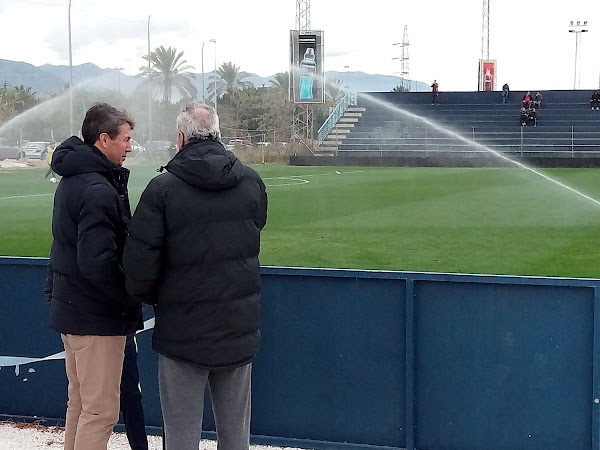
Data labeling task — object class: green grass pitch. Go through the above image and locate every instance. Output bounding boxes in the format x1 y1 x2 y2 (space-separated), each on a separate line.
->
1 164 599 278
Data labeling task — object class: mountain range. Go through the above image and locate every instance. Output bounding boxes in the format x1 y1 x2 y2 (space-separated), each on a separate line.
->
0 58 429 98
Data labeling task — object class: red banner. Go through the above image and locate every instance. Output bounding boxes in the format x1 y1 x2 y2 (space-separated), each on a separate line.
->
478 60 496 91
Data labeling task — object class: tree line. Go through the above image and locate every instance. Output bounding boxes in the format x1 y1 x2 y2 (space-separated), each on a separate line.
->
0 46 402 146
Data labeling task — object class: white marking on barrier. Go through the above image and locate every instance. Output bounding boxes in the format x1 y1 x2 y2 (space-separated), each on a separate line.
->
0 318 156 370
262 169 364 181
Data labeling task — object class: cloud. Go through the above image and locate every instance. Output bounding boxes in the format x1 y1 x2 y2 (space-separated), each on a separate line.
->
45 20 145 59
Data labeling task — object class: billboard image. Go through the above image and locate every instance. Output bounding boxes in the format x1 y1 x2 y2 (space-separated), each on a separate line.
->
290 30 324 104
478 59 497 91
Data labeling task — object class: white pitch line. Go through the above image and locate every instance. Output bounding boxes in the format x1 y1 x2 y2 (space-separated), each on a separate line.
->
262 170 364 180
0 171 367 198
0 193 54 200
265 177 310 187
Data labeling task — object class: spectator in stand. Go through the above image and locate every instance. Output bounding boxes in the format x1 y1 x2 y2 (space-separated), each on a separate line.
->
527 108 537 127
431 80 439 105
591 91 600 110
522 91 533 109
519 107 528 127
502 83 510 104
533 92 543 109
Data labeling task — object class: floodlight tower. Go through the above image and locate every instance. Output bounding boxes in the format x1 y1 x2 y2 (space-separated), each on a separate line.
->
481 0 490 61
296 0 311 31
392 26 410 91
399 25 410 91
293 0 314 152
568 20 589 90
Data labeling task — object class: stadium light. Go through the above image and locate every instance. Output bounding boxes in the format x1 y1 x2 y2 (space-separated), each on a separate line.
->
112 67 124 93
68 0 74 136
344 65 350 91
568 20 589 90
147 15 152 144
213 40 217 114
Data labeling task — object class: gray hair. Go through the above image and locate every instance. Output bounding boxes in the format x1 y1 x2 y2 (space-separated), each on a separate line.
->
176 103 221 141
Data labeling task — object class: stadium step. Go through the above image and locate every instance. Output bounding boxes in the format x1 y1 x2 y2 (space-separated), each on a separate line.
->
342 91 600 156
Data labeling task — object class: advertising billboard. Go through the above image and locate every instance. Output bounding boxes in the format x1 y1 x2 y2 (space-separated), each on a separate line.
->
478 59 497 91
290 30 324 104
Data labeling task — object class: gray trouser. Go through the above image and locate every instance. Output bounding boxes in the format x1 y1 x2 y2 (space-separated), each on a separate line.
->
158 354 252 450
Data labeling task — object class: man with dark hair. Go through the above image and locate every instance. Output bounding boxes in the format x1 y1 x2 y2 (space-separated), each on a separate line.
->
123 103 268 450
44 102 143 450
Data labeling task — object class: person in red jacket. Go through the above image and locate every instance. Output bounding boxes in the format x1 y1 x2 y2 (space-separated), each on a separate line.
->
431 80 439 105
522 91 532 109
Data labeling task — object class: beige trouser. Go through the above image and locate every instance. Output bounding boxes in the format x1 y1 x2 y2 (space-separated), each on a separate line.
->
61 334 126 450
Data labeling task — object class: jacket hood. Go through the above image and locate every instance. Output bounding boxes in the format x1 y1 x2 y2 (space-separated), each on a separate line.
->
51 136 122 177
165 138 243 191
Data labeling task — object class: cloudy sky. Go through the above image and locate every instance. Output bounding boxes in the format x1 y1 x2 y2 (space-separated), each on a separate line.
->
1 0 599 91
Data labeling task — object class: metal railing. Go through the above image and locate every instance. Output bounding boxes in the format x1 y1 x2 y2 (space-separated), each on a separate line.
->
335 125 600 158
316 91 357 146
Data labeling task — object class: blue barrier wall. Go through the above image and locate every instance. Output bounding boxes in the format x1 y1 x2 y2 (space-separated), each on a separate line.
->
1 257 599 449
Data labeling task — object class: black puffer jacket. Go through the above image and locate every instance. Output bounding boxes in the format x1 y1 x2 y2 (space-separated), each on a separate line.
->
44 136 142 336
123 138 267 370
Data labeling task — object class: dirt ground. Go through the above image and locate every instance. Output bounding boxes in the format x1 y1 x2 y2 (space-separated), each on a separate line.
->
0 422 304 450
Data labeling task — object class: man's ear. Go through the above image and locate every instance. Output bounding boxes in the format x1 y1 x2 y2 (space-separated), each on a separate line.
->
97 132 110 148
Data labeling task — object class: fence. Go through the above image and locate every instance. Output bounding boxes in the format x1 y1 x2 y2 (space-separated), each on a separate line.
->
317 91 358 146
336 125 600 159
1 257 600 449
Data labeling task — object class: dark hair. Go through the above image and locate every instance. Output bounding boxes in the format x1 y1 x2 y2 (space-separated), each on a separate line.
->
81 103 135 145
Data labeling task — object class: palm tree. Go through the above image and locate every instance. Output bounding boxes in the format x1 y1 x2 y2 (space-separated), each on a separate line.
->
269 72 290 103
138 46 197 103
324 78 345 103
270 72 289 92
392 85 409 93
207 62 252 102
0 84 38 122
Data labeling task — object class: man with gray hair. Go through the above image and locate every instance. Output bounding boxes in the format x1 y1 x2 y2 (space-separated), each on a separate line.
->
123 103 267 450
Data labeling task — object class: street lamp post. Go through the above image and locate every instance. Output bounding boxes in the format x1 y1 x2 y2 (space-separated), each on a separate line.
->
568 20 588 90
113 67 124 93
344 65 350 92
213 40 217 114
391 57 403 90
68 0 74 136
201 39 216 104
147 15 152 144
